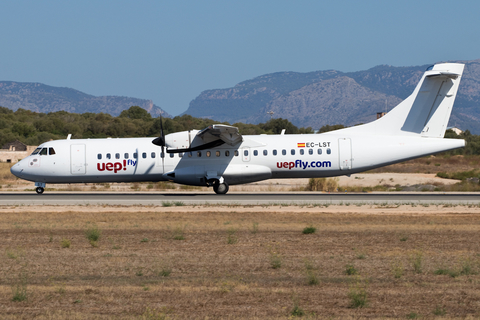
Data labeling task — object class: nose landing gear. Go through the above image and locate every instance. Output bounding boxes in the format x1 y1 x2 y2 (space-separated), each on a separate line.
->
35 182 46 195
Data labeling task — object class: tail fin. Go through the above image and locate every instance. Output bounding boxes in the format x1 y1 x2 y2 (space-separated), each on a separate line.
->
348 63 464 137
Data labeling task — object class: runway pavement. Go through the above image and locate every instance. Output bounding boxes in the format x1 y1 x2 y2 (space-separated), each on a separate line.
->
0 192 479 206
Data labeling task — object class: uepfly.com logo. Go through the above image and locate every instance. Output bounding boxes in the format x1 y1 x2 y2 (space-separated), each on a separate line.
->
277 160 332 170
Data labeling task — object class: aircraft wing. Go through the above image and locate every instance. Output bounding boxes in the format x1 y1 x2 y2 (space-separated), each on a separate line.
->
166 124 243 153
197 124 243 146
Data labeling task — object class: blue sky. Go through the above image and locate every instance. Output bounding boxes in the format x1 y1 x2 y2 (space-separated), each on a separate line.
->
1 1 479 116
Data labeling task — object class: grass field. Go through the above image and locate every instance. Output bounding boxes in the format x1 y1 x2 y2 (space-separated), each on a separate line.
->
1 205 480 319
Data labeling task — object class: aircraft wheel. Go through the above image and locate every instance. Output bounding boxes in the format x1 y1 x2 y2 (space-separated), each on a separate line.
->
213 181 229 195
36 187 45 194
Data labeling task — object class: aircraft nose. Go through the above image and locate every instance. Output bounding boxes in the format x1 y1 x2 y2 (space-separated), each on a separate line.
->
10 162 24 178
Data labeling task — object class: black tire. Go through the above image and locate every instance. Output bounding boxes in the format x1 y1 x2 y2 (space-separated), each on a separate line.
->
36 187 44 194
213 182 229 195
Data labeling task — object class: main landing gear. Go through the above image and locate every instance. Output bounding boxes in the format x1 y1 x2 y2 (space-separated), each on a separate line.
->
35 182 46 195
207 177 229 195
213 180 229 195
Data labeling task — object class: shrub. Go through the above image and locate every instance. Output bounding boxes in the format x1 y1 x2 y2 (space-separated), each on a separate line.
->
348 277 368 308
162 201 173 207
60 239 71 248
158 267 172 277
11 270 28 302
226 228 237 244
251 222 259 234
345 264 357 275
433 305 446 316
306 177 338 192
85 225 101 247
306 270 319 285
391 260 404 279
410 250 423 274
270 251 282 269
170 224 187 240
291 295 304 317
302 226 316 234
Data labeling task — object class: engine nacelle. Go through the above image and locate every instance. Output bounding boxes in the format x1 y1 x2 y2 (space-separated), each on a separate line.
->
165 130 199 150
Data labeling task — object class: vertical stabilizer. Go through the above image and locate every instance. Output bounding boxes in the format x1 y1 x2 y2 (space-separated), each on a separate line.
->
402 63 464 137
338 63 464 137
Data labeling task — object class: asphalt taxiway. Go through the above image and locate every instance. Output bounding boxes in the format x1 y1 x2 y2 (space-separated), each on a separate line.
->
0 192 479 206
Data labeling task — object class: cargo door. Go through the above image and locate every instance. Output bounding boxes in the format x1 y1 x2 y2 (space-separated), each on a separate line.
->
338 138 352 170
71 144 86 175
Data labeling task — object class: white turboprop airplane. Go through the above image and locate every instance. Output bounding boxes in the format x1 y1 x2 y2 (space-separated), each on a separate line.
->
11 63 465 195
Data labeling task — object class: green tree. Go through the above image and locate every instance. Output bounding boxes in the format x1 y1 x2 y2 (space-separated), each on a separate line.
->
261 118 299 134
119 106 152 121
318 124 345 133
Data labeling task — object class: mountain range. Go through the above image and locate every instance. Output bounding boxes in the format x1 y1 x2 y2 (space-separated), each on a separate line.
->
0 81 170 118
185 59 480 133
1 59 479 133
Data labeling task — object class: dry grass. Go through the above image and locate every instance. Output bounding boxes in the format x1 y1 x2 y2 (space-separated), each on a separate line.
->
369 154 480 174
1 205 480 319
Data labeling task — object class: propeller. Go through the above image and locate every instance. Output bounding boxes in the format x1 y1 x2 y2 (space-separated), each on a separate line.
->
152 114 165 171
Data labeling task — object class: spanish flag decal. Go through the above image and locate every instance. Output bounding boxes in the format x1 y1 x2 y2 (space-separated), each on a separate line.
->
297 143 305 148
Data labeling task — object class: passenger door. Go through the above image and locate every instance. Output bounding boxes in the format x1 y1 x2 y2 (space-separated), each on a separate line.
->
71 144 86 175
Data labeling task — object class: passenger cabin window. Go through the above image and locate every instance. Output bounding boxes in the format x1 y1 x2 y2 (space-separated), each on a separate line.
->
327 148 331 154
31 148 41 155
179 152 184 158
170 153 174 158
253 150 258 156
151 152 156 158
317 149 322 155
300 149 304 155
291 149 295 155
39 148 47 155
197 151 202 157
309 149 313 155
206 151 211 157
282 149 286 156
161 152 165 158
49 148 56 155
107 153 111 159
273 149 277 156
124 153 129 159
188 152 192 158
133 153 138 158
234 150 239 156
115 153 120 159
216 151 220 157
225 151 230 156
244 150 248 156
142 152 147 159
263 150 268 156
97 154 102 160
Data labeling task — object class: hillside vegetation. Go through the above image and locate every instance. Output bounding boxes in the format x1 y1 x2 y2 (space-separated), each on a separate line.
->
0 106 314 147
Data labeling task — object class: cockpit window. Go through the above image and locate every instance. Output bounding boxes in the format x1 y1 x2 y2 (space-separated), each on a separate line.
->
39 148 48 155
31 148 41 155
49 147 56 155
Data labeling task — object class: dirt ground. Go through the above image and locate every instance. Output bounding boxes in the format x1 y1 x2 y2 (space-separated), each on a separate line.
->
1 204 480 319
